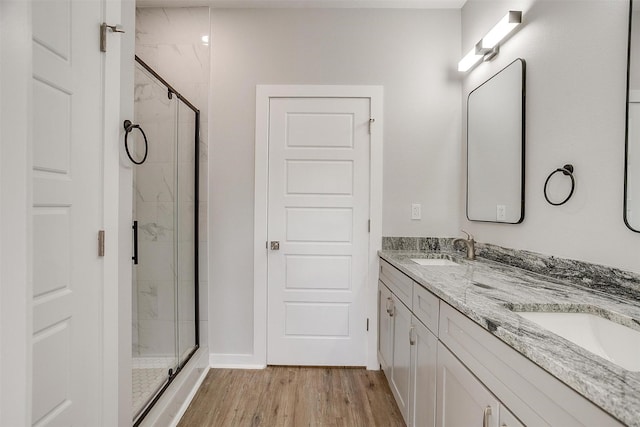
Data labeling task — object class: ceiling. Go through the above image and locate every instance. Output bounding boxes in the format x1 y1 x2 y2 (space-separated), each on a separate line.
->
135 0 467 9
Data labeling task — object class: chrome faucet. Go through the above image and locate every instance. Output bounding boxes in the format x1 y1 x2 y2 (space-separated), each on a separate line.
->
453 230 476 260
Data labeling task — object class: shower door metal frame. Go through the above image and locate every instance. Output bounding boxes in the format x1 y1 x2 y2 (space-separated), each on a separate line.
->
132 55 200 427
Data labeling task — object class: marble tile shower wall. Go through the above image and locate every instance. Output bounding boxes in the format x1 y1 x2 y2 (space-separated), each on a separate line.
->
132 66 178 355
135 7 210 355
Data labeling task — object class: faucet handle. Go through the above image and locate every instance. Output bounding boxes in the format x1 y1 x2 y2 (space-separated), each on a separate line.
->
461 229 474 241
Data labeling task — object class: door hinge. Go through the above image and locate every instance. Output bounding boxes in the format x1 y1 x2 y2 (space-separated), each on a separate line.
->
366 318 370 331
100 23 125 53
98 230 105 257
368 118 375 134
368 219 371 233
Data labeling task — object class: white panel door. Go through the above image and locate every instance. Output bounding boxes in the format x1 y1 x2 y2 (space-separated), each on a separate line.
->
31 0 105 425
267 97 370 366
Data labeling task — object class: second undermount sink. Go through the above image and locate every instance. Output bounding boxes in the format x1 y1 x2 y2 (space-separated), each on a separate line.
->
411 257 459 266
515 310 640 372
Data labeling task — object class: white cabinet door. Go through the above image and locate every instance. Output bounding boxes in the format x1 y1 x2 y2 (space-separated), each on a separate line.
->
436 342 499 427
499 405 525 427
411 318 437 427
390 294 412 423
378 281 393 373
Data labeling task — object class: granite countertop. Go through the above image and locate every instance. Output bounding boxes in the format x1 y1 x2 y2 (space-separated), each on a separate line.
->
379 249 640 427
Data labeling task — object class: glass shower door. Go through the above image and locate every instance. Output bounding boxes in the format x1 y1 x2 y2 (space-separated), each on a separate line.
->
176 102 198 365
132 63 179 419
131 57 200 425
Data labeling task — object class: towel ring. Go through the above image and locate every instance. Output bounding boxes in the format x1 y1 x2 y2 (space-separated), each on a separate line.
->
123 120 148 165
544 164 575 206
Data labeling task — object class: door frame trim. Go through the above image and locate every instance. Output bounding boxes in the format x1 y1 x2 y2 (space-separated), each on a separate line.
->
253 85 383 369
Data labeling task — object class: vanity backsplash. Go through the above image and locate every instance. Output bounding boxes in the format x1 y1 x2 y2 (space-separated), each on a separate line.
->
382 237 640 299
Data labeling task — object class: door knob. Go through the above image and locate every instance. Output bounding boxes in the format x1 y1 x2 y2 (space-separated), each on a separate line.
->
270 241 280 250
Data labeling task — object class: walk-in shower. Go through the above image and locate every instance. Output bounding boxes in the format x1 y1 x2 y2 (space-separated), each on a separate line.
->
130 56 199 424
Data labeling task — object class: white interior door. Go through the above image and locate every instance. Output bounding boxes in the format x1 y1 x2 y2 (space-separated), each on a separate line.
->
267 97 370 366
31 0 105 425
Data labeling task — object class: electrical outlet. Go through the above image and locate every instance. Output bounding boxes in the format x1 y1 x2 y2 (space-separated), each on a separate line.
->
496 204 507 221
411 203 421 220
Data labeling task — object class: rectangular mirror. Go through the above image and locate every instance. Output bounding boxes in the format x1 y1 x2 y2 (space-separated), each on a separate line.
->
466 58 526 223
626 0 640 232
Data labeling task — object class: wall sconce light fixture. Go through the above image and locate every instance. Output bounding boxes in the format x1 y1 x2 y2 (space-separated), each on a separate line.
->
458 10 522 72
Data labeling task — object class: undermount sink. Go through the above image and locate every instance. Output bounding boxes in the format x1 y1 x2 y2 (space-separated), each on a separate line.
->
411 257 459 266
515 310 640 372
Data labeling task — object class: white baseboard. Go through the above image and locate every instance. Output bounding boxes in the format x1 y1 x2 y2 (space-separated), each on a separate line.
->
210 352 266 369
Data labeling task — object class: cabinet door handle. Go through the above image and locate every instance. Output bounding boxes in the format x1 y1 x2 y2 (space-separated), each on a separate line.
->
482 406 492 427
385 297 392 314
389 300 395 317
409 325 416 345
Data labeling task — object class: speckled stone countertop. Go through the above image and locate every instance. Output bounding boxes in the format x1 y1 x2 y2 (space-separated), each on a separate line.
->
379 249 640 427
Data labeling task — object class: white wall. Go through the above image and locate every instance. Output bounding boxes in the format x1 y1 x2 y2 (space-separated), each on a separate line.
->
209 8 461 357
460 0 640 273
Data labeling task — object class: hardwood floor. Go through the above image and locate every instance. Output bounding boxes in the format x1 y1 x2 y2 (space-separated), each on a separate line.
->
178 367 405 427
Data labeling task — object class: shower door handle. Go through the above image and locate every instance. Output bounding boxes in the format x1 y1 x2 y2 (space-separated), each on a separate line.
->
132 220 139 265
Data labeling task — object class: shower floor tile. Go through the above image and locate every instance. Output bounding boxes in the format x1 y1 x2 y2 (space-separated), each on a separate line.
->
132 357 174 418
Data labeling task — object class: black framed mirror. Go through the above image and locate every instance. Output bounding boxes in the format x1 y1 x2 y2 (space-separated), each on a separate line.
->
466 58 526 223
625 0 640 232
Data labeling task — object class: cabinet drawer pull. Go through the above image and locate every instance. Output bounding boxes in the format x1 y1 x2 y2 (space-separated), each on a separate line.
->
483 406 492 427
409 325 416 345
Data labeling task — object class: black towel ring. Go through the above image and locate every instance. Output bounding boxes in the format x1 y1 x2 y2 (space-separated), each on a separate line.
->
123 120 148 165
544 164 575 206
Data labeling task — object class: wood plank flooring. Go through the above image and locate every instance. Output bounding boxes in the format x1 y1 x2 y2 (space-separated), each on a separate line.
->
178 367 405 427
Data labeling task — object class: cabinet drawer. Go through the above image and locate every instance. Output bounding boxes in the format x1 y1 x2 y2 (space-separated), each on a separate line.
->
379 259 413 307
412 283 439 335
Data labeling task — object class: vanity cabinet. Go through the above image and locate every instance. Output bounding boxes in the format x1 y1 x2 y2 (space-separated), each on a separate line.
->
438 302 622 426
379 264 438 427
378 258 624 427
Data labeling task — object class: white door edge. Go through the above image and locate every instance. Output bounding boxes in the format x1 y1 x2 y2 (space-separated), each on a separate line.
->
253 85 383 370
0 2 33 425
102 0 125 423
